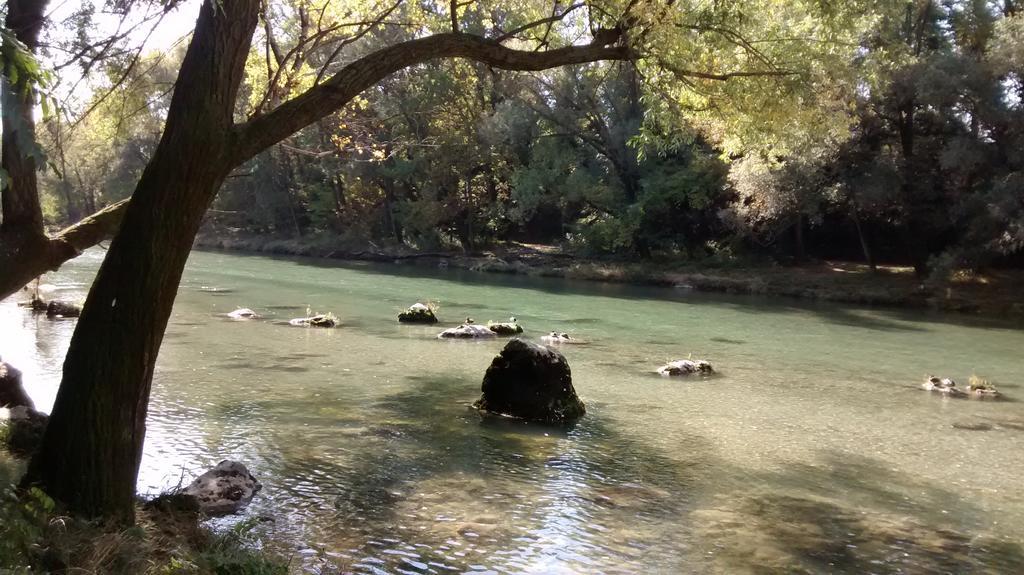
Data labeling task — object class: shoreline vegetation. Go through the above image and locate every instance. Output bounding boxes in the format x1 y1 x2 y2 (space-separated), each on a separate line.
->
195 234 1024 319
0 444 290 574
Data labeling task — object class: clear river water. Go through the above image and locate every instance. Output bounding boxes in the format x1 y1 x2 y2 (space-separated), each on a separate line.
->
2 248 1024 574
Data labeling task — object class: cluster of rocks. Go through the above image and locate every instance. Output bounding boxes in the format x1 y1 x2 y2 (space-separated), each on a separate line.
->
922 375 1002 399
19 297 82 318
437 317 522 339
223 307 338 327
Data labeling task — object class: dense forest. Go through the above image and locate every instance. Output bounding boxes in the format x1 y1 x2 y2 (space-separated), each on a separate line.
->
34 0 1024 278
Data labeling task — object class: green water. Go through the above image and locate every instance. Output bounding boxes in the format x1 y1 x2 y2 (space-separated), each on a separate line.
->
3 249 1024 574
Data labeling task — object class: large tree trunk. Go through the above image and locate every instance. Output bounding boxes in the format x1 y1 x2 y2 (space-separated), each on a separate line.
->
24 1 629 523
23 0 260 523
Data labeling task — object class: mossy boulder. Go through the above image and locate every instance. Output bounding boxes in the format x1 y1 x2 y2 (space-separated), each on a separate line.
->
487 322 523 336
398 303 438 324
474 339 585 423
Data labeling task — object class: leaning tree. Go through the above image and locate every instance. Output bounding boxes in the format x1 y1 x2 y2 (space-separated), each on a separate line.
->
17 0 872 523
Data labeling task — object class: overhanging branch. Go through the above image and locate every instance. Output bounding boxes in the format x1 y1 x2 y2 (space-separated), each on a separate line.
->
231 33 632 164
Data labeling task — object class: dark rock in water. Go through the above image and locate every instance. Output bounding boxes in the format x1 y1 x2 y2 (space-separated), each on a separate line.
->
0 361 34 410
488 322 523 336
398 303 438 324
3 406 48 457
45 300 81 318
474 339 585 423
183 460 262 516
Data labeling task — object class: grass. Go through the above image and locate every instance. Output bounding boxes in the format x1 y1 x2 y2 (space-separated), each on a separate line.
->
0 436 288 575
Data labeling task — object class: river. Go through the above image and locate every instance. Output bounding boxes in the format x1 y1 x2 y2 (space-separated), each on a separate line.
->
2 248 1023 574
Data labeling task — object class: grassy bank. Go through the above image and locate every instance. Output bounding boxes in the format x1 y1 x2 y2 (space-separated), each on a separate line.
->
1 424 288 575
195 233 1024 318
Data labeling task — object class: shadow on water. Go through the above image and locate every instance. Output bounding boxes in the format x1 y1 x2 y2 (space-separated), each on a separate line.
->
197 249 1024 334
238 372 715 572
695 451 1024 574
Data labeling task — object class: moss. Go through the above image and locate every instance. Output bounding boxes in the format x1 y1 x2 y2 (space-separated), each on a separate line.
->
397 308 438 324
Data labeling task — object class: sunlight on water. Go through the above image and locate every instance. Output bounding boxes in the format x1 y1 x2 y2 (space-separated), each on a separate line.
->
3 248 1024 573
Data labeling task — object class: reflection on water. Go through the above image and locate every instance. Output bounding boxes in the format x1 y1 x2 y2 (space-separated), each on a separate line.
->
2 249 1024 573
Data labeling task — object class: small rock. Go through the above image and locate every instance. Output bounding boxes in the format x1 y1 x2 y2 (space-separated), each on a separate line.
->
398 303 438 324
488 322 523 336
967 375 1001 399
289 314 337 328
473 339 585 423
227 308 260 320
540 332 583 345
657 359 714 377
438 324 496 339
182 460 262 516
922 376 966 398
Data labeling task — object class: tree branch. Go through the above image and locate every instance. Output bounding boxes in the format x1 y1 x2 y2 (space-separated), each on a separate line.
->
495 3 585 43
232 33 631 164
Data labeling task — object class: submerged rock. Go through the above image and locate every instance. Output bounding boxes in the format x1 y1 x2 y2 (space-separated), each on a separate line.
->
3 406 48 457
473 339 585 423
438 324 496 339
289 313 337 328
488 321 523 336
398 302 438 324
227 308 260 320
0 361 34 410
922 376 967 397
657 359 714 377
182 460 262 516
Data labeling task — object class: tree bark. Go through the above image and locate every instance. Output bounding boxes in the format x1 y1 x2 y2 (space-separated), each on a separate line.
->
0 199 128 301
1 0 47 237
24 0 260 523
0 0 129 302
24 0 630 523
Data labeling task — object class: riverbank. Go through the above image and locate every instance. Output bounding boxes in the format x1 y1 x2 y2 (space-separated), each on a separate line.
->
0 438 288 574
195 233 1024 318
